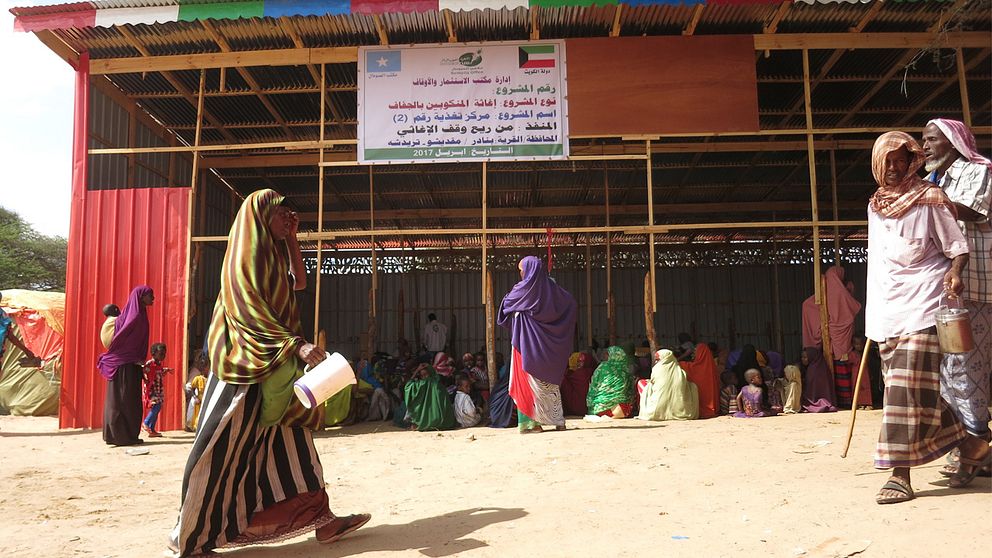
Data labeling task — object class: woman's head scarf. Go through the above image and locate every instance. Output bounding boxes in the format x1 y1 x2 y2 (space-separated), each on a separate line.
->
96 285 152 380
497 256 577 385
208 189 304 384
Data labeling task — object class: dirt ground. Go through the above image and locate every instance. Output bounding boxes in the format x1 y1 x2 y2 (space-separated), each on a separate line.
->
0 411 988 558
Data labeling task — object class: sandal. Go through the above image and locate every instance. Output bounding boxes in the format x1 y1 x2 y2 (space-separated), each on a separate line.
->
876 477 914 505
316 513 371 545
949 448 992 488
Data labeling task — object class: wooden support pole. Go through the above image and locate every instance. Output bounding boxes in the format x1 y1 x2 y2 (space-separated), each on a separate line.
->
180 69 206 423
486 271 497 394
803 49 823 304
644 273 658 356
830 149 841 265
369 167 376 318
605 163 615 346
482 161 488 304
956 48 972 127
646 140 656 312
772 259 783 354
819 274 835 376
585 217 593 348
313 63 326 341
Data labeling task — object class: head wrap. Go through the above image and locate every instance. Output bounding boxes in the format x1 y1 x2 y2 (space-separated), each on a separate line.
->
208 189 303 385
433 352 454 376
868 131 954 218
927 118 992 169
96 285 151 380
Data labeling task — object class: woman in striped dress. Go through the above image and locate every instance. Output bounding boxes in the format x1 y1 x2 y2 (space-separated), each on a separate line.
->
169 190 369 557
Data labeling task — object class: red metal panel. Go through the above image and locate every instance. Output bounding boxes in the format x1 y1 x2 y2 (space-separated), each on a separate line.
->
62 187 190 431
63 56 190 432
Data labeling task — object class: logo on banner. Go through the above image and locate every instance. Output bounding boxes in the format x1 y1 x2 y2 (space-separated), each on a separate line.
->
368 50 401 73
459 50 483 67
518 45 556 68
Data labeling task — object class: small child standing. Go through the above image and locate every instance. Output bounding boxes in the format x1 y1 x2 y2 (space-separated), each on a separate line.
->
781 362 803 414
735 369 776 418
185 350 209 431
453 376 482 427
719 371 739 416
142 342 173 437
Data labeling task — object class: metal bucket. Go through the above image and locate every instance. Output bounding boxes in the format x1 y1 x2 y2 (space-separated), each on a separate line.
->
935 298 975 354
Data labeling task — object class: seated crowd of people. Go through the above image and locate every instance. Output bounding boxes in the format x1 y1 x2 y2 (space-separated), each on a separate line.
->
179 330 868 434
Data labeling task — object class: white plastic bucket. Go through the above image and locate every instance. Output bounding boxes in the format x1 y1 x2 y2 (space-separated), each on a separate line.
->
293 352 356 409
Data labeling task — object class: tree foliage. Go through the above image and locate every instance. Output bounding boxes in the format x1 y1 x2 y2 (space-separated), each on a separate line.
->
0 206 67 292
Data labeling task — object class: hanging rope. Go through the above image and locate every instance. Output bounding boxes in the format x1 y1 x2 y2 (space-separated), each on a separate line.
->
546 228 555 273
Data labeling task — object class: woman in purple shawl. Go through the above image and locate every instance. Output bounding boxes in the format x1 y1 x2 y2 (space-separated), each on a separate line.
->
97 285 154 446
801 346 838 413
497 256 577 433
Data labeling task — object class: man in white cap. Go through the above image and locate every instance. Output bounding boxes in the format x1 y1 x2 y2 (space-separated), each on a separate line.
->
922 118 992 477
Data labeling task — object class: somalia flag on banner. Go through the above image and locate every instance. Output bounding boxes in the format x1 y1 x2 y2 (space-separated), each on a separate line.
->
518 45 556 69
367 50 401 72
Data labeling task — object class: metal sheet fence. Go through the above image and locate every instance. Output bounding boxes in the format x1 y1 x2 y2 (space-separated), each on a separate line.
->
297 263 866 363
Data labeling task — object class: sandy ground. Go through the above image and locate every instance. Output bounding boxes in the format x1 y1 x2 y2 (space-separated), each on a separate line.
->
0 411 988 558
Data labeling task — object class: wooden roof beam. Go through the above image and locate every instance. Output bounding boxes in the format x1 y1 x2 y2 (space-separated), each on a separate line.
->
530 7 540 41
131 85 356 99
373 14 389 46
295 200 869 224
114 25 237 143
893 48 991 126
770 0 974 197
200 20 296 141
277 18 347 131
763 2 791 35
33 30 79 68
86 33 988 75
444 9 457 43
610 4 623 37
683 4 705 37
90 45 358 75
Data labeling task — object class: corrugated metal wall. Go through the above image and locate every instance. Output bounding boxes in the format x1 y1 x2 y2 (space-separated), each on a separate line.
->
61 188 190 430
296 263 866 363
61 69 190 431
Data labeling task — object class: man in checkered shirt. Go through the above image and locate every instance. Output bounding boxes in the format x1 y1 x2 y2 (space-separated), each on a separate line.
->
922 119 992 469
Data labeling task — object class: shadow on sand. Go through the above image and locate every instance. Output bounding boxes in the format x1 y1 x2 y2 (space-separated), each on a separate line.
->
223 507 528 558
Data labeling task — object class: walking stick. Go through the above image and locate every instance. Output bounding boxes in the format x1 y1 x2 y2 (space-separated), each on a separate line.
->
841 339 873 458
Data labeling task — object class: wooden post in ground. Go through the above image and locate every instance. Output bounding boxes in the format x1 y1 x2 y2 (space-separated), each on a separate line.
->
312 63 326 341
486 271 497 391
644 272 658 356
605 163 616 346
819 274 834 375
802 48 823 305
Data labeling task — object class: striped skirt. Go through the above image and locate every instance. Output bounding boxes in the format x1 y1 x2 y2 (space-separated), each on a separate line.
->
874 328 967 469
171 374 333 556
509 348 565 431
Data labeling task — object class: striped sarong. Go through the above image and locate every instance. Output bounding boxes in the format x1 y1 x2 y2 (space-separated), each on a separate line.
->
510 348 565 432
874 328 967 469
171 374 333 556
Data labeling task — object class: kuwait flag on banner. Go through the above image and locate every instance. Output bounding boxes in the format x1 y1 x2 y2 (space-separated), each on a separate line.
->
519 45 556 68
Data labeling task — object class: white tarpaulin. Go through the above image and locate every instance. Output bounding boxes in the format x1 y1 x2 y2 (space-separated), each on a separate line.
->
358 41 568 164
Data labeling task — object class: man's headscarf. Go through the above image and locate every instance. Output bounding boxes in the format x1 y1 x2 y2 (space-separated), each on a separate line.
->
96 285 151 380
868 131 955 218
927 118 992 169
208 189 303 385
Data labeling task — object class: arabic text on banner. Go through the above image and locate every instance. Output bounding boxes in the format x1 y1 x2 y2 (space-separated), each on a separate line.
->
358 41 569 164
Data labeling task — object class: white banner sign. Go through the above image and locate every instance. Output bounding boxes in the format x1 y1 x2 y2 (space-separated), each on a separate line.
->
358 41 568 164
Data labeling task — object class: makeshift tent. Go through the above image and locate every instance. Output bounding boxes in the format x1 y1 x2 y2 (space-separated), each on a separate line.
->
0 290 64 416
